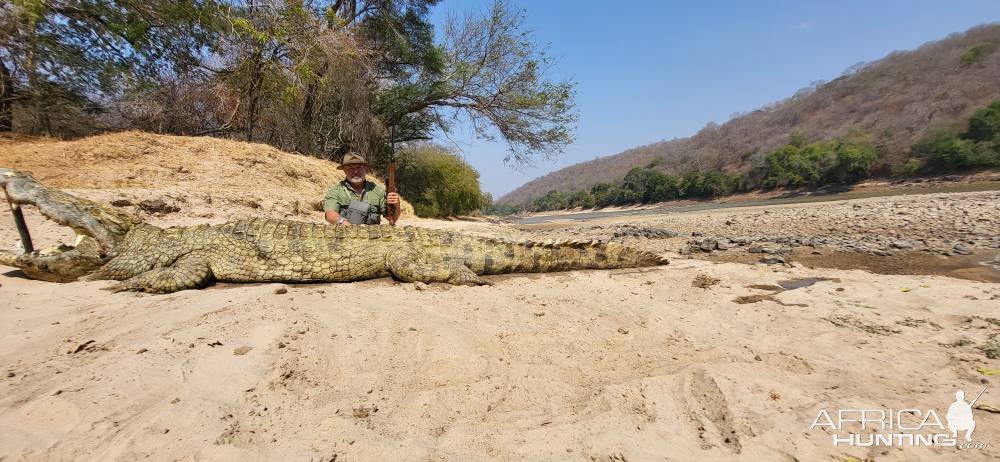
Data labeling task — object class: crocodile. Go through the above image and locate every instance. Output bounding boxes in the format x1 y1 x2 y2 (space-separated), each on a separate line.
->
0 168 668 293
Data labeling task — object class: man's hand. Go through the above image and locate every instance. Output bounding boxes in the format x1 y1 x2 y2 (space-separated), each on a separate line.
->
324 209 350 226
386 192 401 225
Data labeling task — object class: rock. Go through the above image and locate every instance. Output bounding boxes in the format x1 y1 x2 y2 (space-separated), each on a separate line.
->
138 199 180 214
110 199 133 207
617 327 629 335
414 282 428 290
760 256 786 265
697 238 718 252
692 274 721 289
273 285 288 294
716 239 732 250
612 225 679 239
750 245 786 254
5 371 14 378
891 240 914 250
953 244 973 255
233 346 252 356
70 340 96 354
136 348 148 354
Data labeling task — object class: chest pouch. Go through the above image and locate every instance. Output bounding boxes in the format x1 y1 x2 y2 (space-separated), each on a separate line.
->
344 200 371 225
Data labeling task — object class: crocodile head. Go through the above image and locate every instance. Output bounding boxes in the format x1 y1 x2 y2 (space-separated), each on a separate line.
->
0 168 143 281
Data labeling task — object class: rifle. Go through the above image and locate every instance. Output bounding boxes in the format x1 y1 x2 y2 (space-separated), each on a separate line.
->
386 126 398 224
970 387 987 407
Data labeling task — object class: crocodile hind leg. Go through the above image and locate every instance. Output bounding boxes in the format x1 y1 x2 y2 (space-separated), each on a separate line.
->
104 251 214 293
386 252 492 286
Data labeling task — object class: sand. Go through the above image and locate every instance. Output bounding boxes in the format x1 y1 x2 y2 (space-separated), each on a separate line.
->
2 134 999 461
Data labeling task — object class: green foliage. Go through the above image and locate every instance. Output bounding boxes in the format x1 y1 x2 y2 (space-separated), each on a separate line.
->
964 100 1000 142
762 131 878 188
910 100 1000 172
960 42 995 66
913 131 999 171
396 144 485 218
891 158 924 178
486 203 519 216
1 0 224 134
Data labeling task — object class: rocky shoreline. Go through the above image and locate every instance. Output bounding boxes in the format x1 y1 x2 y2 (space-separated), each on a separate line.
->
513 190 1000 279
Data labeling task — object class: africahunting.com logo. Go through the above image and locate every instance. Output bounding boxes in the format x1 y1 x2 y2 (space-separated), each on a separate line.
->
810 387 988 449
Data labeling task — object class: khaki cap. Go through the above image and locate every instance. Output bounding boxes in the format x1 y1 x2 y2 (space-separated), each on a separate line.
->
339 153 368 169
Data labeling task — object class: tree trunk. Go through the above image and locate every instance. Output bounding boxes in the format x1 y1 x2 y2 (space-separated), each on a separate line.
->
0 60 12 132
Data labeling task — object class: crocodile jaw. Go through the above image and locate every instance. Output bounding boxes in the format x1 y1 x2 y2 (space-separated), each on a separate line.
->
0 168 142 281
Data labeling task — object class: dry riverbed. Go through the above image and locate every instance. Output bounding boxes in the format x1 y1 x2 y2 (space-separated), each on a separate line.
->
513 189 1000 283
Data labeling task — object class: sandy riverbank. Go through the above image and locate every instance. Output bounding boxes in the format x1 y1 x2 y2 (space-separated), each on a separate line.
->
2 195 998 461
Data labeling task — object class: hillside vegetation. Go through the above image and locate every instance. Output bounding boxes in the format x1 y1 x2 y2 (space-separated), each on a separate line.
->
498 24 1000 208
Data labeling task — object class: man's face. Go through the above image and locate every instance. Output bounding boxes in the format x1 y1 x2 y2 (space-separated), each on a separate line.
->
344 163 367 185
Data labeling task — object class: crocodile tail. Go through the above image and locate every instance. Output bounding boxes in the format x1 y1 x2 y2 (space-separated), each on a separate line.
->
467 238 668 275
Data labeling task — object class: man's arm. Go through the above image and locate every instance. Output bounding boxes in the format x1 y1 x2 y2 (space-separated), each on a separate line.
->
323 189 349 225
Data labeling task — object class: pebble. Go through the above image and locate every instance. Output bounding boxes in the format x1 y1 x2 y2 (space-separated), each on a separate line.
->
273 285 289 294
233 346 253 356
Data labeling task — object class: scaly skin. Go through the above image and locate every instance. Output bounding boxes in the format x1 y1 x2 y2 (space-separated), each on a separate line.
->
1 168 668 293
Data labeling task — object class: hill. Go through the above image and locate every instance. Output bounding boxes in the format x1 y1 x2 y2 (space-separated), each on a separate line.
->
499 24 1000 207
0 131 414 220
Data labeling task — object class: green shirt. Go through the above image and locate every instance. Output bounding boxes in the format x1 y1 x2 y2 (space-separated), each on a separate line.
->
323 180 387 217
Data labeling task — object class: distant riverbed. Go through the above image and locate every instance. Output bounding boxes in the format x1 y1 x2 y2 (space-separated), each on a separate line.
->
515 180 1000 224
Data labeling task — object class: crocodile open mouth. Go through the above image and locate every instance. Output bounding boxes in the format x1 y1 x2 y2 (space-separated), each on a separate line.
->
1 168 142 281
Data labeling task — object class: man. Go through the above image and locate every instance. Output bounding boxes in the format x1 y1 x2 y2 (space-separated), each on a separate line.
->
323 153 401 226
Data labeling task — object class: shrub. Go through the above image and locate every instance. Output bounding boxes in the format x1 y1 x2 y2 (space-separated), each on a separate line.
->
891 158 924 178
914 131 986 171
762 131 877 188
396 144 485 217
965 100 1000 142
960 42 995 66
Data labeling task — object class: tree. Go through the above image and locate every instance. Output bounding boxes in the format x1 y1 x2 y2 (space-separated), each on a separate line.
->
965 99 1000 142
0 0 223 135
379 0 577 164
396 143 485 217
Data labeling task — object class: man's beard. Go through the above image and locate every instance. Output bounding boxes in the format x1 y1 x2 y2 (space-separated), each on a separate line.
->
348 175 365 185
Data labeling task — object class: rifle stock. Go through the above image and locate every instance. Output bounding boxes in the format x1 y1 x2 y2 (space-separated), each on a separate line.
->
387 160 397 220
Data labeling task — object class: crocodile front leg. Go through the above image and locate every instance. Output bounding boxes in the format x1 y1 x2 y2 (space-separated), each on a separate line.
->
386 251 492 286
105 251 214 293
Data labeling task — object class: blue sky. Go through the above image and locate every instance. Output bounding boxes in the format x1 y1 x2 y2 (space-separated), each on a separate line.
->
428 1 1000 197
